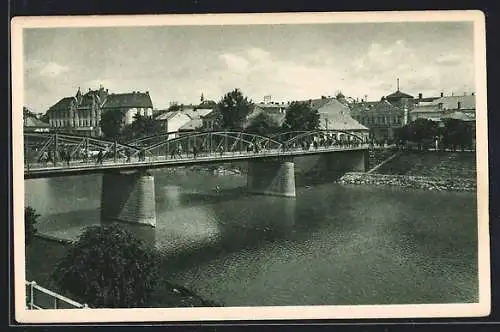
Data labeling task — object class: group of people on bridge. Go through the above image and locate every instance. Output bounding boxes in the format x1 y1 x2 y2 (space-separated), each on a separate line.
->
28 133 367 169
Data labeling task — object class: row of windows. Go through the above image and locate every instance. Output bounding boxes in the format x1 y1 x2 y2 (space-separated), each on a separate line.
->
353 115 402 126
50 110 98 119
50 119 98 127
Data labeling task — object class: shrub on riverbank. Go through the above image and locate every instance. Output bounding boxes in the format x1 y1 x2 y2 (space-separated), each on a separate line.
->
28 231 220 308
52 224 160 308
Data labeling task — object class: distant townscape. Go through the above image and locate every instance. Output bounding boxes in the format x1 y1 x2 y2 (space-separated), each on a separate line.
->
23 80 476 149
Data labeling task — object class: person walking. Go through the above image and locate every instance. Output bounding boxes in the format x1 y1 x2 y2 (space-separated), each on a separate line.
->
96 150 103 165
125 149 131 163
40 150 48 166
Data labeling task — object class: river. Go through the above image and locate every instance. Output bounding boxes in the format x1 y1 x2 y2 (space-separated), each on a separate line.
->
24 169 478 306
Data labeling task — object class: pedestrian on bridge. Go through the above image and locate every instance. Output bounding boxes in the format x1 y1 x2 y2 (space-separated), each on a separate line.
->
48 149 54 165
125 149 131 163
192 145 198 159
170 145 177 159
139 149 146 162
96 150 103 165
39 151 49 166
65 149 71 167
177 145 183 159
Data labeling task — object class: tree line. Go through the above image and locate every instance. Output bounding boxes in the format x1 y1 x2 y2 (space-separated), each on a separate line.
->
394 118 474 151
99 88 322 141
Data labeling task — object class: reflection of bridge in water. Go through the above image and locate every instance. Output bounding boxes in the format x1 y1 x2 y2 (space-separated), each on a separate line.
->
24 130 369 227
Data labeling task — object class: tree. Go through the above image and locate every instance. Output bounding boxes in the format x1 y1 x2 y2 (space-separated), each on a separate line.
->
217 89 253 130
282 101 320 131
394 126 410 147
245 112 281 136
52 224 159 308
23 106 36 119
25 206 39 245
405 118 439 150
100 109 126 140
37 113 49 123
442 119 472 150
121 113 163 141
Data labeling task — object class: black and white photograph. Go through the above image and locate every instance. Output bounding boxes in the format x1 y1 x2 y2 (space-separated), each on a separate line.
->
12 11 489 323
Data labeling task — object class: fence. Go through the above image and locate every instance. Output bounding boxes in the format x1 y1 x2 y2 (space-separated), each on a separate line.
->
25 281 89 309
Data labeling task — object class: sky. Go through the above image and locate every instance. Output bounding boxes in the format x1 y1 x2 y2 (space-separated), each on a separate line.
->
23 21 475 113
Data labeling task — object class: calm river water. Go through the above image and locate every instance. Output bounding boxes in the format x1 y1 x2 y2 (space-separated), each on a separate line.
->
25 169 478 306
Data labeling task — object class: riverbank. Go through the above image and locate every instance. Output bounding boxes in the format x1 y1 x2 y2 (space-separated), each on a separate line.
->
25 237 222 308
339 150 477 192
338 172 476 192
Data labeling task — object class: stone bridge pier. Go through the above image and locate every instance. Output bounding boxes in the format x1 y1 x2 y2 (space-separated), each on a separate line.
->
246 157 296 197
101 170 156 227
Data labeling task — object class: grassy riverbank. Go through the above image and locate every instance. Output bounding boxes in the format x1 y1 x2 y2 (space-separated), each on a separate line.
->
25 237 221 308
374 150 476 178
339 150 476 191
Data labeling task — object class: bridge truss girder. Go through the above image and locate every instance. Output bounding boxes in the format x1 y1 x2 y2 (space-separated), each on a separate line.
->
141 131 284 158
24 133 141 164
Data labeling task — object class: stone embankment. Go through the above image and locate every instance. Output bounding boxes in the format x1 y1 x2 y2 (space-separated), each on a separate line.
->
338 172 476 192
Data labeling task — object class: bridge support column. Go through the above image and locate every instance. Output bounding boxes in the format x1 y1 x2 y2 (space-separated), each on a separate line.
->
101 170 156 227
321 149 368 173
351 149 368 172
247 158 296 197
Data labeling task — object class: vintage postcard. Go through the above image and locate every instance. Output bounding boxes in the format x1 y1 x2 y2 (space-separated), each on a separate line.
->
12 11 490 323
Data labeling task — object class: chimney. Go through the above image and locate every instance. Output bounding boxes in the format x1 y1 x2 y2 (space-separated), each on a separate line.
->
440 92 444 97
418 93 423 99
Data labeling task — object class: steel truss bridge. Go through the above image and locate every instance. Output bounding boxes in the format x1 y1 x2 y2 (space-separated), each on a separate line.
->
23 130 369 179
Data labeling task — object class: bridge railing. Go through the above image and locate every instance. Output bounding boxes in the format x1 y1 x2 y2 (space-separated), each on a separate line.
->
25 281 88 310
23 130 370 171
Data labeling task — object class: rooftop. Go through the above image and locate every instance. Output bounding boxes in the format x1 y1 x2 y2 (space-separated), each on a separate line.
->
103 92 153 109
24 116 50 127
386 90 414 100
317 100 368 131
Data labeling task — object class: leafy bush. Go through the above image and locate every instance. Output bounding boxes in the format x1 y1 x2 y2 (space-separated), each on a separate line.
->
52 224 159 308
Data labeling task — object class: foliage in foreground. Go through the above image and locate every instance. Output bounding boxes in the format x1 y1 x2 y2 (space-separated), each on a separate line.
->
52 224 159 308
24 206 39 245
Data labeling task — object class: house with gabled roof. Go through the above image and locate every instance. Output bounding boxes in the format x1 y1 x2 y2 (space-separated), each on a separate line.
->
350 98 405 142
45 86 154 136
411 93 476 123
46 86 109 136
316 99 369 141
102 91 153 125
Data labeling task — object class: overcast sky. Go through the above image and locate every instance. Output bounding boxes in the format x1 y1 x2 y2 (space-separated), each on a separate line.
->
23 21 475 113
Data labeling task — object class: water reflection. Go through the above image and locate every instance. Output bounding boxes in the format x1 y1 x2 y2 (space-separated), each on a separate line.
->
25 170 478 306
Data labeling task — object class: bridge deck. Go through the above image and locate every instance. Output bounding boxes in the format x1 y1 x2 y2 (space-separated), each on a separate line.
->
24 145 369 179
